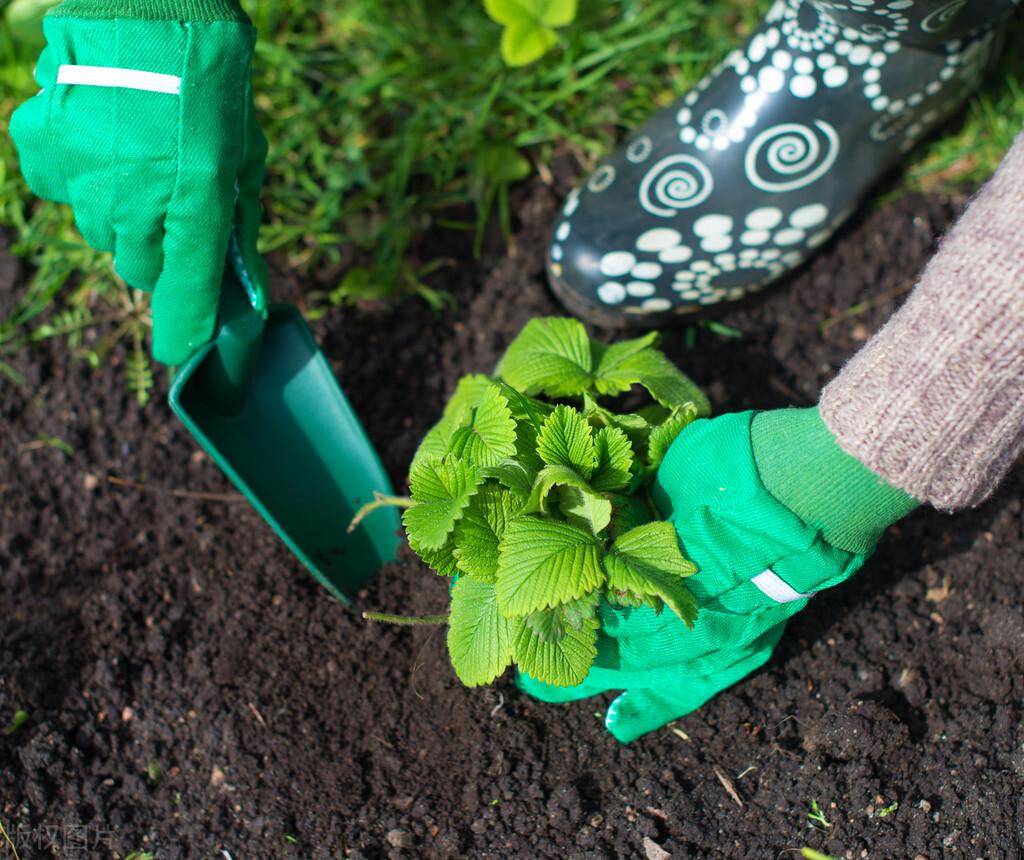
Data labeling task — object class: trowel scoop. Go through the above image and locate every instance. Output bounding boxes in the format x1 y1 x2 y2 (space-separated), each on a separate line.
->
169 266 399 603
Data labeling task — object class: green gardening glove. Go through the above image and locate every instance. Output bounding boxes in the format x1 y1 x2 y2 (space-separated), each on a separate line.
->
9 0 268 366
518 409 919 742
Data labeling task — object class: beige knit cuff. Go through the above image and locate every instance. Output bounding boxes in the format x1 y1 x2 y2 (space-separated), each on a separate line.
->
820 130 1024 511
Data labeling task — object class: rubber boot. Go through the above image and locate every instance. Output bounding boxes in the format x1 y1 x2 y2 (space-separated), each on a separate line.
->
547 0 1019 326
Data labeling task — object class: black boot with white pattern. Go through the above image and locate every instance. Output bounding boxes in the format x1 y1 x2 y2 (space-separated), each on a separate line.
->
547 0 1018 326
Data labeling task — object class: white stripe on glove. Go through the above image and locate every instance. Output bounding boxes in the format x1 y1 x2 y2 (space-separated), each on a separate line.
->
750 570 814 604
56 64 181 95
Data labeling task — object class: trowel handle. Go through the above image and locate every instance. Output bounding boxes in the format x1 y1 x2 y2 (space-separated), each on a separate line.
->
196 267 267 417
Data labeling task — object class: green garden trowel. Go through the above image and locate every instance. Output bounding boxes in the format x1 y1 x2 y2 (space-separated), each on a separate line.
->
168 265 399 603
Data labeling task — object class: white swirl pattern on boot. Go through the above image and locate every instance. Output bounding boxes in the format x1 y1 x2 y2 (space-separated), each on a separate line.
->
548 0 1006 313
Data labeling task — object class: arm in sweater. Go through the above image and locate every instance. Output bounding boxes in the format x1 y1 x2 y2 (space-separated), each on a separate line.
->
820 131 1024 511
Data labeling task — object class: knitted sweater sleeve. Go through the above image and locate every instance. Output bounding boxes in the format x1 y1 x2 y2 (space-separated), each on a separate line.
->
819 130 1024 511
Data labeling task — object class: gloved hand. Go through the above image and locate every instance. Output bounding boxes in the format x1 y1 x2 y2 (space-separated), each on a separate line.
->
519 408 919 742
9 0 268 366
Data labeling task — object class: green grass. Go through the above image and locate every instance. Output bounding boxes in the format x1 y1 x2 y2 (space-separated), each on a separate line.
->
244 0 757 307
0 0 1022 383
906 15 1024 190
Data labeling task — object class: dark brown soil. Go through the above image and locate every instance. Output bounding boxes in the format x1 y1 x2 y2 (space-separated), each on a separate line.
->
2 173 1023 860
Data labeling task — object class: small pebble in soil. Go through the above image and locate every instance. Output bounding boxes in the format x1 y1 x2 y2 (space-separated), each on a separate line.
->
643 836 671 860
385 829 415 849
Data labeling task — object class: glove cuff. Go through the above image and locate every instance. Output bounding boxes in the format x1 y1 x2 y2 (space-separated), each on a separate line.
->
750 408 919 555
51 0 250 23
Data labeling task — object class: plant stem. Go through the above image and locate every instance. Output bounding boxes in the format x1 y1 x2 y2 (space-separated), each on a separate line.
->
348 492 413 533
0 815 21 860
362 612 449 626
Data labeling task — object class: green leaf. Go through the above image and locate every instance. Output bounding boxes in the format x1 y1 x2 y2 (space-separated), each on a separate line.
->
613 348 710 414
484 0 577 66
637 403 671 425
412 375 493 470
403 456 483 550
591 335 710 415
522 461 613 534
524 608 566 643
607 493 656 540
501 20 556 66
495 383 550 477
537 405 597 478
590 331 660 396
497 317 593 397
473 144 532 185
447 375 496 416
480 460 536 497
483 0 530 26
453 484 522 581
555 485 612 535
496 382 552 427
513 415 546 475
496 518 605 616
1 708 29 735
580 391 606 420
647 403 700 470
561 590 601 631
409 534 461 577
513 615 598 687
447 578 521 687
591 425 633 491
537 0 577 27
605 588 663 611
589 406 653 454
447 384 517 468
603 522 698 627
484 0 576 27
525 463 593 514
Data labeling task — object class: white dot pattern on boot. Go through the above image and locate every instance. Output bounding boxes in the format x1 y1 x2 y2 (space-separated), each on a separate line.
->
626 281 656 298
779 0 840 51
774 227 806 246
587 164 616 193
694 214 733 237
694 214 734 254
599 252 636 277
625 135 653 164
790 74 817 98
658 245 694 264
790 203 829 229
597 282 626 304
599 201 840 309
642 298 672 312
636 228 683 252
570 0 1006 314
740 229 771 247
823 65 850 88
632 262 663 280
562 188 580 217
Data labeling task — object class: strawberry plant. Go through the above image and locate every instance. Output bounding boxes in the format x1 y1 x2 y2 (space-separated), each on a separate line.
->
368 317 709 689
